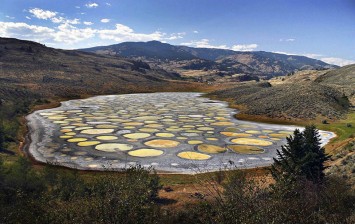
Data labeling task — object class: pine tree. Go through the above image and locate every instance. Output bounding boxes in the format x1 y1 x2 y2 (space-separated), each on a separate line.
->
271 125 330 184
301 125 330 183
271 129 304 183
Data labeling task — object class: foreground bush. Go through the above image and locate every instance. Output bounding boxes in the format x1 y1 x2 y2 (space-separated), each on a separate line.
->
168 170 354 224
0 156 353 223
0 158 162 224
44 166 162 224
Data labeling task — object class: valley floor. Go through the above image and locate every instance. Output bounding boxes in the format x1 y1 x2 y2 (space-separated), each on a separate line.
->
0 80 353 220
17 85 355 209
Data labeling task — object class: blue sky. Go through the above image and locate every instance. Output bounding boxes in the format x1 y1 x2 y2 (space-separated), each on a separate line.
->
1 0 354 65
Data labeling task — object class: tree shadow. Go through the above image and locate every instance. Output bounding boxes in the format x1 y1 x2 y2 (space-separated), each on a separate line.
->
0 149 15 155
155 197 178 205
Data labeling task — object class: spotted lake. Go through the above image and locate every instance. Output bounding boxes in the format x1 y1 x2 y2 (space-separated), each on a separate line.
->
26 92 335 173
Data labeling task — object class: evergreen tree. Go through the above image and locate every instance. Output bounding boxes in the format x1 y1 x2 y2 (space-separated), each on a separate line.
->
301 125 330 183
271 125 330 184
271 129 304 183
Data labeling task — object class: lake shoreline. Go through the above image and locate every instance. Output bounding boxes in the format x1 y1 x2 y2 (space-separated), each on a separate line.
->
24 92 336 174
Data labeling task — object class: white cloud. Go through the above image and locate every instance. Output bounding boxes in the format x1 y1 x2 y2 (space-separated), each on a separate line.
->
302 53 323 58
280 38 296 42
29 8 57 20
181 39 258 51
50 17 80 25
231 44 258 51
106 3 111 6
6 15 15 19
0 22 55 42
53 23 96 44
165 32 186 40
181 39 229 49
273 51 354 66
0 20 185 48
100 18 110 23
320 57 355 66
67 18 80 25
98 23 164 42
25 16 31 20
193 30 198 34
273 51 320 57
85 3 99 8
83 21 93 25
272 51 292 55
75 6 80 9
0 21 95 45
28 7 79 25
51 16 65 23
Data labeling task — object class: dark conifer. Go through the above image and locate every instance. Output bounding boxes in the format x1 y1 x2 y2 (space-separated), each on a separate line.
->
301 125 330 183
271 129 304 182
271 125 330 184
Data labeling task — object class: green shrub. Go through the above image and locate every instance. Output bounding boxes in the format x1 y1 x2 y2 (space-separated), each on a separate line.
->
0 158 163 224
167 170 355 224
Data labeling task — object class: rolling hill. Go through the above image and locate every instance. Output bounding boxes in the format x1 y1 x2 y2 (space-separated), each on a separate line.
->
82 40 198 61
315 64 355 106
81 41 336 78
0 38 201 102
0 37 352 122
209 66 354 120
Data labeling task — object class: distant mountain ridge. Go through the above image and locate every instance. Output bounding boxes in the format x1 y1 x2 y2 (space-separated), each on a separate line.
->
80 41 337 78
82 41 198 60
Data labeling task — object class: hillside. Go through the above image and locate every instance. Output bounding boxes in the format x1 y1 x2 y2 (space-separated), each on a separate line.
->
0 37 351 121
315 64 355 106
0 38 199 102
81 41 336 79
269 66 355 107
209 67 353 120
269 70 328 85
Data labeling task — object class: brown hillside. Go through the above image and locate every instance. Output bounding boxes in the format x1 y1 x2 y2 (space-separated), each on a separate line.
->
0 37 200 101
209 80 350 121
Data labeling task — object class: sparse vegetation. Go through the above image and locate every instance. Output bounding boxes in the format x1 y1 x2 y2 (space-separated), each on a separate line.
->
0 154 353 223
0 159 162 223
327 140 355 188
0 37 354 223
209 81 349 120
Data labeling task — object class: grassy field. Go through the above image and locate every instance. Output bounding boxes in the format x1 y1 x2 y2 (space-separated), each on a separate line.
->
317 112 354 142
209 95 353 144
235 111 354 146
